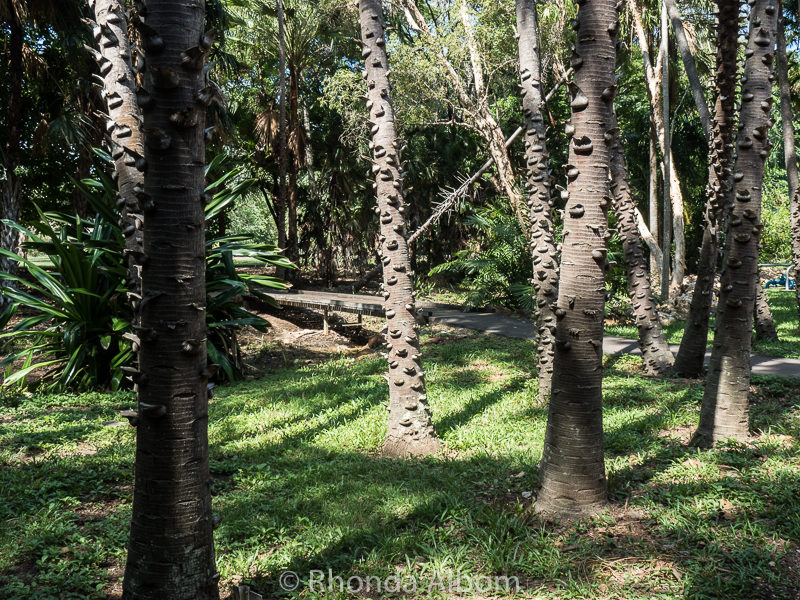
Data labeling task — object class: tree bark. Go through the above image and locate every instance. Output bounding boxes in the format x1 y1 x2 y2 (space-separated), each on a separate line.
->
85 0 146 312
754 278 779 342
359 0 440 457
691 0 778 447
777 17 800 325
610 112 675 376
649 130 661 288
286 64 300 267
1 0 23 278
516 0 559 403
121 0 219 597
535 0 617 518
661 0 673 299
674 0 740 377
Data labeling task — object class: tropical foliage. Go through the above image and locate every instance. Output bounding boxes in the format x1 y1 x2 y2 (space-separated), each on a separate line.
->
0 157 292 391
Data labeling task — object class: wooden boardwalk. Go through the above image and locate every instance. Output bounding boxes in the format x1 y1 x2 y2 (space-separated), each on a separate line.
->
266 290 439 334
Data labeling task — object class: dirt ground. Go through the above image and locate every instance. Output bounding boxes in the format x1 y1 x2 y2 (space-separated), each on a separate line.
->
238 303 387 375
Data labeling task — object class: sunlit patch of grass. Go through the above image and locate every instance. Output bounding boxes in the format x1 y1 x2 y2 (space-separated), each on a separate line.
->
605 290 800 359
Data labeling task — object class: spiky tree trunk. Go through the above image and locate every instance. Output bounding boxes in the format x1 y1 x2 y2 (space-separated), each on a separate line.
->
754 279 779 341
1 0 23 278
121 1 219 597
516 0 559 402
649 130 661 287
691 0 778 447
85 0 145 308
777 17 800 325
535 0 617 517
674 0 740 377
359 0 440 457
609 112 674 376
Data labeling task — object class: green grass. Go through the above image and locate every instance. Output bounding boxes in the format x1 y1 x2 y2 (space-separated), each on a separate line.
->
1 333 799 599
605 289 800 360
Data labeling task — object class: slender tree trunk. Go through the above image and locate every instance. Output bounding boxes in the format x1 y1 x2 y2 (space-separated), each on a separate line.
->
661 0 673 299
691 0 778 447
630 0 687 298
1 0 23 277
610 112 675 376
777 19 800 325
516 0 559 403
85 0 146 311
121 0 219 597
359 0 440 457
286 65 300 267
674 0 740 377
277 0 289 277
754 278 779 342
535 0 617 518
649 130 661 288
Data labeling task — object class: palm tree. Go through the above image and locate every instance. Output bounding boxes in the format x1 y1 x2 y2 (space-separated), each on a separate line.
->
690 0 778 447
674 0 741 377
121 0 219 597
358 0 440 457
535 0 618 517
516 0 559 402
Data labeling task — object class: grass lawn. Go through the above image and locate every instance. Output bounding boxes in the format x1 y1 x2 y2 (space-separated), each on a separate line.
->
605 289 800 360
1 332 799 599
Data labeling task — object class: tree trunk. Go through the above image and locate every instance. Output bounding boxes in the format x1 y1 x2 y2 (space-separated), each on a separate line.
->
359 0 440 457
691 0 777 447
535 0 617 518
661 0 673 299
629 0 687 298
754 278 779 342
1 0 23 278
85 0 146 311
516 0 559 403
609 112 675 376
649 130 661 288
276 0 289 278
777 18 800 326
286 64 300 267
121 0 219 597
674 0 740 377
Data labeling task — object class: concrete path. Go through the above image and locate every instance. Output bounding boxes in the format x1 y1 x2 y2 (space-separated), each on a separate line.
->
428 308 800 379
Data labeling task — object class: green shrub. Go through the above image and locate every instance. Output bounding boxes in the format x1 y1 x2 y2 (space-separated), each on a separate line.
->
429 204 534 310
